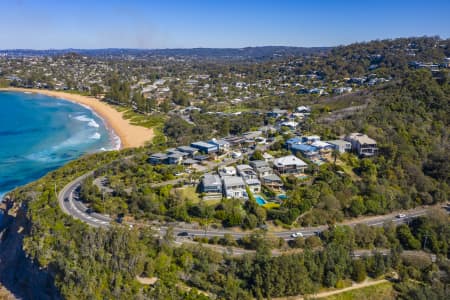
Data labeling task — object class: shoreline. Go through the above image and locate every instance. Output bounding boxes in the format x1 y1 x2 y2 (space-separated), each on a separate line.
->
0 87 154 149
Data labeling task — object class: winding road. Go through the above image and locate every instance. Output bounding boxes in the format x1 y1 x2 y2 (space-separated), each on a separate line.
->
58 172 446 239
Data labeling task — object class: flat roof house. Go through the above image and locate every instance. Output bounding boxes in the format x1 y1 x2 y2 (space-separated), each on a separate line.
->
261 174 284 190
236 164 258 180
311 141 334 153
291 143 319 159
177 146 199 157
218 166 237 177
148 153 168 165
207 139 231 153
166 153 184 165
223 176 246 199
327 140 352 153
279 121 298 130
262 152 274 162
190 141 218 154
286 136 303 150
273 155 308 175
201 174 222 194
345 133 378 157
250 160 273 177
302 135 321 144
245 178 261 194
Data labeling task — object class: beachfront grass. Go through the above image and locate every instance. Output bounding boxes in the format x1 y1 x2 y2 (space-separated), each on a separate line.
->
122 110 166 129
63 89 91 96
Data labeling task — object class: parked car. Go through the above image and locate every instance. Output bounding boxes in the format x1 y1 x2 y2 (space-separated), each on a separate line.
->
291 232 303 238
396 213 406 218
177 231 189 237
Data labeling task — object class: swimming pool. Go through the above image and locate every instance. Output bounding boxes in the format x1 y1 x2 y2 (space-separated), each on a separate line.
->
277 194 287 200
255 195 267 205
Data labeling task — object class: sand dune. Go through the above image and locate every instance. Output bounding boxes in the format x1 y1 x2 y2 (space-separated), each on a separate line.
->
0 88 154 149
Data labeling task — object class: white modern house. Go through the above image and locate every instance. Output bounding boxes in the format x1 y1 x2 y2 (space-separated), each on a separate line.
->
245 178 261 194
218 166 237 177
222 176 246 199
327 140 352 153
273 155 308 175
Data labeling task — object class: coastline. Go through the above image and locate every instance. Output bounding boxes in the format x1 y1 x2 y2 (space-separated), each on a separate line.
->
0 88 154 149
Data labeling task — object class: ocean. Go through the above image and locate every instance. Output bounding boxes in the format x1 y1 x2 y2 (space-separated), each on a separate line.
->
0 91 119 199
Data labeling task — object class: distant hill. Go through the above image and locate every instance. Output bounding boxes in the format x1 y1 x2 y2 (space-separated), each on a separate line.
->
0 46 331 60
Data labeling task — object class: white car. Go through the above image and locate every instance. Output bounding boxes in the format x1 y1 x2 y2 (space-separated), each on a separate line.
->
291 232 303 238
397 213 406 218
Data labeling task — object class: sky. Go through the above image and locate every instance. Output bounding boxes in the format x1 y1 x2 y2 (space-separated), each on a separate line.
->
1 0 449 49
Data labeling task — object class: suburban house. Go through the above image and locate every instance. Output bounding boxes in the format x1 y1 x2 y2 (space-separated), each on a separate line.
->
310 141 334 153
302 135 321 144
250 160 273 177
208 139 231 153
148 153 168 165
190 141 218 154
166 152 184 165
245 178 261 194
291 143 320 159
279 121 298 130
261 174 284 190
286 136 303 150
201 174 222 194
273 155 308 175
218 166 237 177
177 146 199 157
166 149 188 158
182 158 199 166
267 109 288 118
345 133 378 157
296 106 311 113
222 176 246 199
327 140 352 153
236 164 258 180
262 152 274 162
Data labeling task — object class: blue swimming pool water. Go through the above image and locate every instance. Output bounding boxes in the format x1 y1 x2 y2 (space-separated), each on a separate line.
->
255 195 266 205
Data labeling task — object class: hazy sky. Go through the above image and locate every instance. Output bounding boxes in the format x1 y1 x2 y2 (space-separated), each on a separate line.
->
1 0 449 49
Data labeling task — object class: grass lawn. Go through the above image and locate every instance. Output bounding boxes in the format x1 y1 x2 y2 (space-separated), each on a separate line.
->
174 186 201 203
203 198 222 206
321 281 395 300
263 202 280 209
122 110 165 129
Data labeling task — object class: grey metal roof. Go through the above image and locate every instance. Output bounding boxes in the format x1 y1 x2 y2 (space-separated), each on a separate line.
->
223 176 245 187
202 174 222 187
262 174 282 182
177 146 198 153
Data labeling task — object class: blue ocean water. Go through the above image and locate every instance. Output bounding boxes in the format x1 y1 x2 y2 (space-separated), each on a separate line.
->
0 91 119 198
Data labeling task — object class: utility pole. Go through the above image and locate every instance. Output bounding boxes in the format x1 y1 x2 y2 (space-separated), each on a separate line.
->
423 233 430 250
102 191 106 215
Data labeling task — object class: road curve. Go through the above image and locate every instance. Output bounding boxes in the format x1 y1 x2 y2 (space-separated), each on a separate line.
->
58 172 446 239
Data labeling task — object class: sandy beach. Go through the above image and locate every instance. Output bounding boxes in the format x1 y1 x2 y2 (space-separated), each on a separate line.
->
0 88 154 149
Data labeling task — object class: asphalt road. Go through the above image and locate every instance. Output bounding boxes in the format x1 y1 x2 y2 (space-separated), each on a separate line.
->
58 172 445 239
